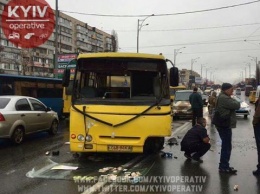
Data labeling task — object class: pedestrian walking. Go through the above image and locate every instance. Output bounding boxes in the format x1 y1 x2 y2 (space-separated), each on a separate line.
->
208 91 217 121
181 117 211 163
252 98 260 176
215 83 240 174
189 87 203 126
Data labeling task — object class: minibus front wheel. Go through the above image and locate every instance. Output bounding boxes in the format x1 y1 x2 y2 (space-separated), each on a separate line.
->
144 137 164 154
72 153 80 158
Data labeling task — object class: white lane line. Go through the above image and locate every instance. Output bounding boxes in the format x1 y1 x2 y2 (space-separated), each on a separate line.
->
169 121 191 139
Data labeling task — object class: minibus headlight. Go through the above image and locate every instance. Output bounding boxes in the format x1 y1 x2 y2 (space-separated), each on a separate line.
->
77 134 85 141
85 135 92 142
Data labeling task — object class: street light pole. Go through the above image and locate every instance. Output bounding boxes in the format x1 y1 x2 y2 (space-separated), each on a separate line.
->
137 14 154 53
210 71 215 83
245 67 247 80
248 55 258 84
54 0 59 78
191 57 200 76
248 63 251 78
173 47 185 66
244 62 251 78
201 64 207 78
205 67 212 85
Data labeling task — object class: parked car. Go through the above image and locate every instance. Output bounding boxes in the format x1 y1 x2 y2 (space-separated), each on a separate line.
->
233 95 251 118
198 88 208 106
235 88 241 95
0 96 59 144
203 89 212 96
172 90 193 118
201 94 209 106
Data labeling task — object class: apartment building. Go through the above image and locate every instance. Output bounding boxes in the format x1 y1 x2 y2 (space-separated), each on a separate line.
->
179 68 200 85
0 0 114 77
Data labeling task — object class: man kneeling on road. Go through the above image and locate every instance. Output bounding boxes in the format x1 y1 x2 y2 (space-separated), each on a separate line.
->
180 117 211 163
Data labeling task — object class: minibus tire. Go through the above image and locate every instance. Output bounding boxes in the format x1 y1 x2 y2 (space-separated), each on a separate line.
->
144 137 164 154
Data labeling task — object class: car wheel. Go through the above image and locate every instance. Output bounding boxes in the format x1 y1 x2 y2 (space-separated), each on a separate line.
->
11 126 24 145
244 115 248 119
49 120 59 135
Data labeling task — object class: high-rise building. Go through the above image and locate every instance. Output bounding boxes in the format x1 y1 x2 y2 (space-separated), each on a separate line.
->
0 0 115 77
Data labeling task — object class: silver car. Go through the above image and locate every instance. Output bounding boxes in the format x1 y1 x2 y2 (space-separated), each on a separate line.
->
0 96 59 144
172 90 193 118
233 95 251 119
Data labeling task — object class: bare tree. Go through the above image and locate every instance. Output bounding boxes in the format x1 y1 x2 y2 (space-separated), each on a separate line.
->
20 48 32 75
111 30 119 52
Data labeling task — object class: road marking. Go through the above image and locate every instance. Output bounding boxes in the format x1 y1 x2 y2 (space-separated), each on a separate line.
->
6 169 16 175
170 121 191 138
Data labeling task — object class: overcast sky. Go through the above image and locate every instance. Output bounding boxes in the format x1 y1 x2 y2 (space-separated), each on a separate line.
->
46 0 260 84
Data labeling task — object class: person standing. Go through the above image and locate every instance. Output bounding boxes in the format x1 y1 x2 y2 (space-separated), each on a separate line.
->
181 117 211 163
208 91 217 121
215 83 240 174
189 87 203 126
252 98 260 176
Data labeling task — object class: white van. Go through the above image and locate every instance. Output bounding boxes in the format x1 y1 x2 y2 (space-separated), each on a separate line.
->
255 86 260 102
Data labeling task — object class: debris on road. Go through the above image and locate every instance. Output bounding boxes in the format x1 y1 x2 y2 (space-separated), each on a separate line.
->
234 184 239 191
161 152 173 158
167 137 179 146
51 165 78 170
98 167 113 173
125 171 142 183
52 151 60 156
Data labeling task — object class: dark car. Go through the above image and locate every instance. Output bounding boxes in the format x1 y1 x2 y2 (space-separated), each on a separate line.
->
201 93 209 106
198 89 208 106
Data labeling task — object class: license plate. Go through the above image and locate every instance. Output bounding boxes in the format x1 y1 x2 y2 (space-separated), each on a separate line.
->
107 145 133 152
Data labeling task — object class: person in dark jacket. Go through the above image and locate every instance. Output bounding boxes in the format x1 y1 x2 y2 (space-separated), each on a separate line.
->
181 117 211 163
189 87 203 126
252 98 260 176
215 83 240 174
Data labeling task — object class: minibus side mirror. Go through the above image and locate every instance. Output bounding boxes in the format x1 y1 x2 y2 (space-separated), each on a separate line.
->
170 67 179 87
62 68 70 87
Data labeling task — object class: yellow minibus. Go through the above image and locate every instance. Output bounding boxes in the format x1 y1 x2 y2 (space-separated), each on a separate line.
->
62 52 179 154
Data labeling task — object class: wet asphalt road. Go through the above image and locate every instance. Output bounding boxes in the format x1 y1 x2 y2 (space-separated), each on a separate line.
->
0 94 260 194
